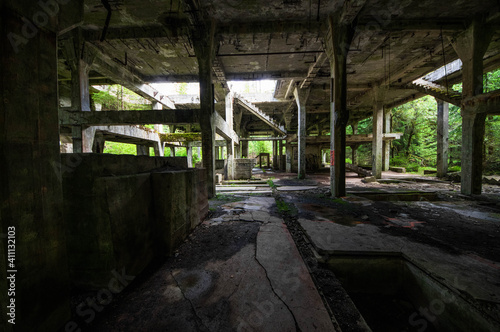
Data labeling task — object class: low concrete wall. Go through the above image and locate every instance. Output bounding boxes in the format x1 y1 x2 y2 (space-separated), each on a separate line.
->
234 158 255 179
62 154 207 289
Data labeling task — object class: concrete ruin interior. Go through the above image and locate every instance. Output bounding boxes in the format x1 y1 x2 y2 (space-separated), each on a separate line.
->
1 0 500 331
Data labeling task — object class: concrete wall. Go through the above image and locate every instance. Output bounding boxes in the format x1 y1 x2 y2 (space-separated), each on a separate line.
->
62 154 207 289
234 159 256 179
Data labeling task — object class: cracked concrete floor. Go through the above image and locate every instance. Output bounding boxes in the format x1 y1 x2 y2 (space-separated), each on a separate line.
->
88 196 336 332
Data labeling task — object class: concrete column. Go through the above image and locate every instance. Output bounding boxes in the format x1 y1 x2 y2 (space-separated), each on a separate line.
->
137 145 149 156
294 87 309 179
278 139 283 170
272 138 278 170
351 123 358 165
451 18 493 195
326 18 354 197
226 139 235 180
286 143 292 173
382 110 391 171
371 86 385 179
187 146 193 167
1 7 72 331
170 146 176 157
61 29 92 153
194 23 216 198
92 131 105 153
153 142 164 157
436 99 449 177
241 140 249 158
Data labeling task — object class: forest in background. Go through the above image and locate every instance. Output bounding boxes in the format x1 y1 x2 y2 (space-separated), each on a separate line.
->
91 69 500 175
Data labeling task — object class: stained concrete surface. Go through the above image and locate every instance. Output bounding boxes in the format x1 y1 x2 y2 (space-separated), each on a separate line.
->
84 196 336 331
70 169 500 331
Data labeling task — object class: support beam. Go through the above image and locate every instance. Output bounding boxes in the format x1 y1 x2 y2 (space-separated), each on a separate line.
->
325 14 355 197
193 19 217 198
436 100 449 177
60 109 196 126
86 43 176 110
451 18 494 195
294 87 310 179
213 112 239 145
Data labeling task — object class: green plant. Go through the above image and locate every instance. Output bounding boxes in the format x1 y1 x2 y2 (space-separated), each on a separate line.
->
267 179 277 189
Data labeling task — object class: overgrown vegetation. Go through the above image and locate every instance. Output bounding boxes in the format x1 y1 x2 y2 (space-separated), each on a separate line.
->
353 69 500 175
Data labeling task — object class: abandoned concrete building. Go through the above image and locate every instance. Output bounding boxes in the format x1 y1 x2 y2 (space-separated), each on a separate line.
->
1 0 500 331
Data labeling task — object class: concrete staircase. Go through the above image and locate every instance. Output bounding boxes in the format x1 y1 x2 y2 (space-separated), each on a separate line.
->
233 93 287 135
409 78 462 106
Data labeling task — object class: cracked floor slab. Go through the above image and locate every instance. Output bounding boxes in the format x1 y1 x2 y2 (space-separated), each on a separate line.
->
89 196 336 331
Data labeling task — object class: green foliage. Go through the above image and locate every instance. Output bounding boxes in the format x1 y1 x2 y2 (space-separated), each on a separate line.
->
176 83 188 95
267 179 277 189
92 85 150 110
345 158 352 164
103 142 137 155
248 140 272 157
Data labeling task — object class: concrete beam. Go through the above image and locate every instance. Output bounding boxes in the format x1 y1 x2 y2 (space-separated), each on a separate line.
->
86 43 176 109
213 112 240 145
240 137 286 141
145 71 307 83
288 133 403 145
83 21 324 41
462 90 500 115
60 109 196 126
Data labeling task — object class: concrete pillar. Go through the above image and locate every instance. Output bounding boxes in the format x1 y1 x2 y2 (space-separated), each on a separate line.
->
137 145 149 156
294 87 309 179
1 6 71 331
170 146 176 157
272 138 278 170
92 131 105 153
451 18 493 195
436 99 449 177
241 140 249 158
187 144 193 168
278 139 283 170
286 143 292 173
372 87 385 179
153 142 164 157
61 29 92 153
383 110 391 171
351 145 358 165
194 23 216 198
226 139 235 180
326 18 354 197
